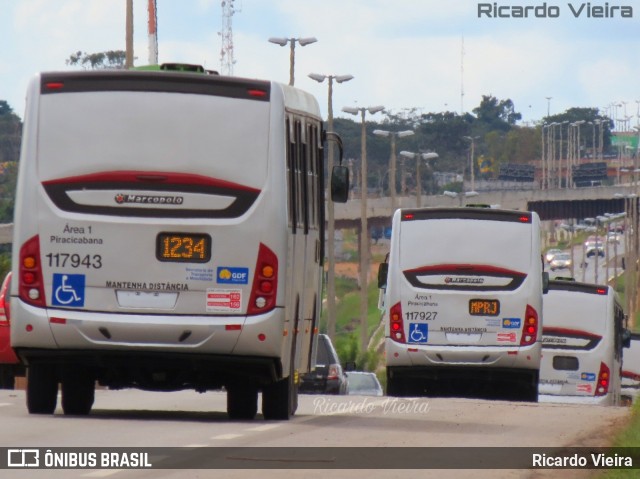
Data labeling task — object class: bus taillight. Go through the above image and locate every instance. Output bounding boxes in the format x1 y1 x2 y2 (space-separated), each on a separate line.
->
595 362 610 396
390 302 406 343
520 304 538 346
247 243 278 315
19 235 46 308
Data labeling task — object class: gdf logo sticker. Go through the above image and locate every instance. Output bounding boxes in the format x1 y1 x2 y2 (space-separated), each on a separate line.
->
217 267 249 285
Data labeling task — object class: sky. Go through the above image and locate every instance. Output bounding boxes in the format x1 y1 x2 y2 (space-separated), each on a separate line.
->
2 0 640 125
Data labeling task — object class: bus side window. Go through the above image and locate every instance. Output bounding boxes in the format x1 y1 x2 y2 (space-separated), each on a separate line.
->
286 118 297 234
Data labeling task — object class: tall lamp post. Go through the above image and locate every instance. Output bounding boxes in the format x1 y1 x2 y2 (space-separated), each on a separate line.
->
342 104 385 352
308 73 354 340
399 151 439 207
372 129 414 210
463 136 480 193
268 37 317 86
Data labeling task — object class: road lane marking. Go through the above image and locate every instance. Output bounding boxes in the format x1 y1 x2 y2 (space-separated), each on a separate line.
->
83 470 123 477
210 433 243 440
245 423 281 432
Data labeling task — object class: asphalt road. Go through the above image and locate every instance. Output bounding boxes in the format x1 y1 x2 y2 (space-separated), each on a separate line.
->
0 388 630 479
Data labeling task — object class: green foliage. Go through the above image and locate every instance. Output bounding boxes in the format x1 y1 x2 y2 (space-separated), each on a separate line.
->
544 107 612 151
472 95 522 131
599 400 640 479
66 50 127 70
0 252 10 281
0 101 22 163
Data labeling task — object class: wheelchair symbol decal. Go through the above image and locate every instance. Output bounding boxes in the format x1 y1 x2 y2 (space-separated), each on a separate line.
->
52 273 85 307
408 323 428 344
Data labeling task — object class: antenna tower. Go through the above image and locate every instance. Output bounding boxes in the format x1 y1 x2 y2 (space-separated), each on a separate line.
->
460 35 465 114
219 0 239 75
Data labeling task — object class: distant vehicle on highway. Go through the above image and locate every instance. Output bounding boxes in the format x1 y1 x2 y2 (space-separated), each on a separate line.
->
607 232 621 244
540 279 629 406
549 252 572 271
584 237 605 257
299 334 348 395
345 371 383 397
545 249 562 264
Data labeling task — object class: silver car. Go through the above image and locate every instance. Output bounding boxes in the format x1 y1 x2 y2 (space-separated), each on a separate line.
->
550 252 572 271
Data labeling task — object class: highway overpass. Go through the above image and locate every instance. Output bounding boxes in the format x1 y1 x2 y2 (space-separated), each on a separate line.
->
333 184 639 230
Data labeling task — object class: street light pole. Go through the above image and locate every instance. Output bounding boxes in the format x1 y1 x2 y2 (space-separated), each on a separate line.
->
373 129 414 211
399 151 439 207
268 37 317 86
463 136 480 193
342 104 384 353
308 73 354 341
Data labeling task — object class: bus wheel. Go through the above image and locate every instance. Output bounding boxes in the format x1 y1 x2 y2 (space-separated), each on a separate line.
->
61 368 95 415
0 365 15 389
227 383 258 420
27 363 58 414
386 369 404 397
262 374 296 420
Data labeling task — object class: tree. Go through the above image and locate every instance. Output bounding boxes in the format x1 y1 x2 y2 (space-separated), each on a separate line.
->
66 50 127 70
544 107 612 152
473 95 522 132
0 100 22 163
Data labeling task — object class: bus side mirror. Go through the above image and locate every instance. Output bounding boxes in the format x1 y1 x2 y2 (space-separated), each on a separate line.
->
331 165 349 203
623 329 632 349
378 263 388 289
542 272 549 294
324 130 349 203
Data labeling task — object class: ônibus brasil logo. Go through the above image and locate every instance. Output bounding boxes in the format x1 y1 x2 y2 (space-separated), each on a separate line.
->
114 194 184 205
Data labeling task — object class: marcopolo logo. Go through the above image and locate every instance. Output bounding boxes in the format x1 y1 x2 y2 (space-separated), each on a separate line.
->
444 276 484 285
114 194 184 205
217 267 249 285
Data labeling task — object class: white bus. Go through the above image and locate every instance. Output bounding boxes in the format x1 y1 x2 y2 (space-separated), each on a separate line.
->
11 65 348 420
379 206 546 402
540 280 627 405
622 332 640 402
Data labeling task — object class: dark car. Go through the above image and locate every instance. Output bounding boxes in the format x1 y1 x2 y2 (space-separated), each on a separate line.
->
299 334 347 394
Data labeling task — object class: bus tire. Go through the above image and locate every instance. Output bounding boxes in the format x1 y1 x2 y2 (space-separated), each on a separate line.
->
227 383 258 420
27 363 58 414
386 369 403 397
0 365 15 389
262 374 296 420
61 368 95 415
524 371 539 402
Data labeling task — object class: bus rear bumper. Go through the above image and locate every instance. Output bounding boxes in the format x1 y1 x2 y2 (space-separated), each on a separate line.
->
11 299 287 360
385 338 541 370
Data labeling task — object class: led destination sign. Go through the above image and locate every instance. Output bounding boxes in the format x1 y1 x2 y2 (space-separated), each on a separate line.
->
156 233 211 263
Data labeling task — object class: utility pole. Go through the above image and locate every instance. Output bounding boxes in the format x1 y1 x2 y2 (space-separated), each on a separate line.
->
125 0 134 69
148 0 158 65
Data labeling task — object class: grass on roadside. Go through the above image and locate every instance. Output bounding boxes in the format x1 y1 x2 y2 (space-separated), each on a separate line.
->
597 399 640 478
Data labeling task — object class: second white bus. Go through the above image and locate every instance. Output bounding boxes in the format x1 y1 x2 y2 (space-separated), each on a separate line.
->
379 206 546 402
540 280 627 405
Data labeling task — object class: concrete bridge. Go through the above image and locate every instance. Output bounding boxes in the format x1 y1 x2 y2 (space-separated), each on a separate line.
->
333 184 639 230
